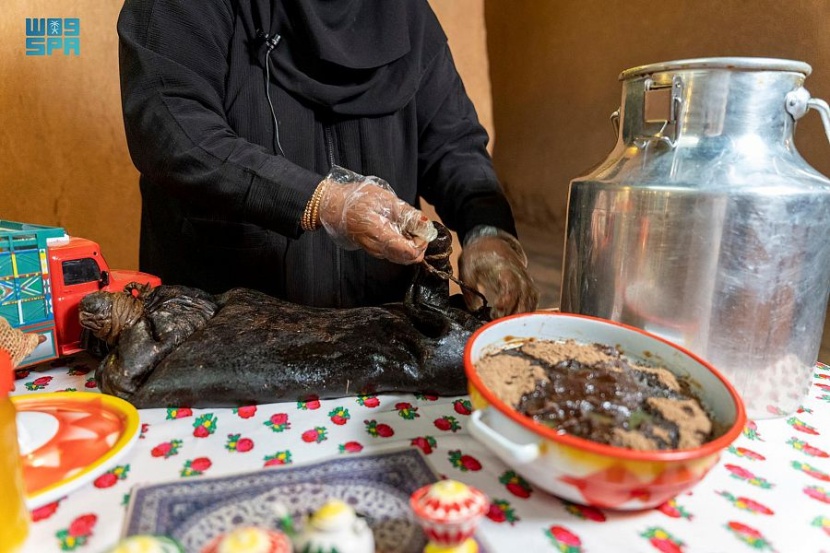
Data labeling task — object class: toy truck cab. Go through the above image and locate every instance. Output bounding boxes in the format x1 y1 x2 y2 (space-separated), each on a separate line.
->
0 221 160 368
48 235 161 359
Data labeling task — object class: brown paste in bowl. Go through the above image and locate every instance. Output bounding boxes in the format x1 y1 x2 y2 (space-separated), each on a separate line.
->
475 339 714 451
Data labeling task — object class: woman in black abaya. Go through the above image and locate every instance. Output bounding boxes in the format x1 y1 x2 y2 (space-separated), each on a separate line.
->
118 0 537 317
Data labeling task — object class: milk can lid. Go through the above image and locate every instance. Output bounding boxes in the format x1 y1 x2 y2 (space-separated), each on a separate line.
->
619 57 812 81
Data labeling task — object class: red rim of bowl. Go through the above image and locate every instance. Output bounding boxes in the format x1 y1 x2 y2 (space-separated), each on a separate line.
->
463 311 748 462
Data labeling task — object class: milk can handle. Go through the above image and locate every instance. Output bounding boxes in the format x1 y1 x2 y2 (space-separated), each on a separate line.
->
610 109 621 138
786 87 830 145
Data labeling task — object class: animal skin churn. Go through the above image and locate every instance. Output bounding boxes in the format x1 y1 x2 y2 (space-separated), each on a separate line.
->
560 58 830 419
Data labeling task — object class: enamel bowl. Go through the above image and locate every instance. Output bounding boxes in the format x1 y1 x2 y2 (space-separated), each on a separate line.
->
464 312 746 510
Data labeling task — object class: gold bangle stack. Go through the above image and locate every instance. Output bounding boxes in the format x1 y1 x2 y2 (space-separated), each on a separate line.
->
301 181 329 231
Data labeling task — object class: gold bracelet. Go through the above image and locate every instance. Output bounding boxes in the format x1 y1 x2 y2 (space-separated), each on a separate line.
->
312 181 328 230
301 184 316 231
301 181 328 231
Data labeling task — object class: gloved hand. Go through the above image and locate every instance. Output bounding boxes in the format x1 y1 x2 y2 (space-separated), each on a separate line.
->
459 226 539 319
315 166 437 265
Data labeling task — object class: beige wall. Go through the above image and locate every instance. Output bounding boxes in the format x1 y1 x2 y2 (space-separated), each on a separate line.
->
430 0 494 144
2 1 140 270
14 2 828 271
486 0 830 231
1 0 490 273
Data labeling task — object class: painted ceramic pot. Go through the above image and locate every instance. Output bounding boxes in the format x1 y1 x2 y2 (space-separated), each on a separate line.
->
464 312 746 510
292 499 374 553
410 480 488 547
200 526 292 553
107 535 184 553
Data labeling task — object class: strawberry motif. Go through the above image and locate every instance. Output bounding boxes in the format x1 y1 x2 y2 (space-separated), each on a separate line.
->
56 514 98 550
545 525 582 553
93 465 130 489
499 470 532 498
357 394 381 408
226 433 255 452
817 383 830 391
84 378 97 389
25 375 52 391
816 394 830 402
811 515 830 537
67 366 91 376
433 416 461 432
339 441 364 454
453 399 472 416
297 397 321 410
797 405 814 414
263 451 293 467
181 457 212 477
68 514 97 536
234 405 257 419
804 485 830 504
57 388 77 393
486 499 519 525
716 491 774 514
787 437 830 458
151 439 183 458
656 498 693 520
192 413 217 437
725 521 773 550
815 372 830 380
562 500 606 522
788 417 819 435
415 393 439 401
395 402 420 420
410 436 437 455
640 527 684 553
166 407 193 420
364 419 395 438
191 459 211 471
31 499 62 522
94 472 118 489
448 450 482 472
727 446 766 461
742 420 764 441
140 423 150 439
792 460 830 482
724 464 774 489
265 412 291 432
328 406 351 425
765 405 786 416
301 426 328 444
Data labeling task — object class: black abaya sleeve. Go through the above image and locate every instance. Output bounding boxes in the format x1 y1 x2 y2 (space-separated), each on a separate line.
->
118 0 322 238
415 46 518 243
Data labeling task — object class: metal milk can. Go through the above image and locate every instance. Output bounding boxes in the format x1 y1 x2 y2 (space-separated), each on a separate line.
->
560 58 830 419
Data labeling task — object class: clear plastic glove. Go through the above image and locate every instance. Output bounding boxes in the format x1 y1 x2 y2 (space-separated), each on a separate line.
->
459 226 539 319
318 166 437 265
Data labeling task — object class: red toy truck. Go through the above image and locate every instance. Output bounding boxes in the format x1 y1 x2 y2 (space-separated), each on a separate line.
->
0 220 160 368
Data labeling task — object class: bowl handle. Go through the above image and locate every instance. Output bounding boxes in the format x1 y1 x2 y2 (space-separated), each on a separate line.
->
468 409 540 465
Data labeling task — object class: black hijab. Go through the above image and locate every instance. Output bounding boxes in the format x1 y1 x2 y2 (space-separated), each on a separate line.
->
268 0 447 116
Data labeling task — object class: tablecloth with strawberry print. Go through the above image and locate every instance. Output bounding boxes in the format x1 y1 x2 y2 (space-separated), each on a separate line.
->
13 354 830 553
